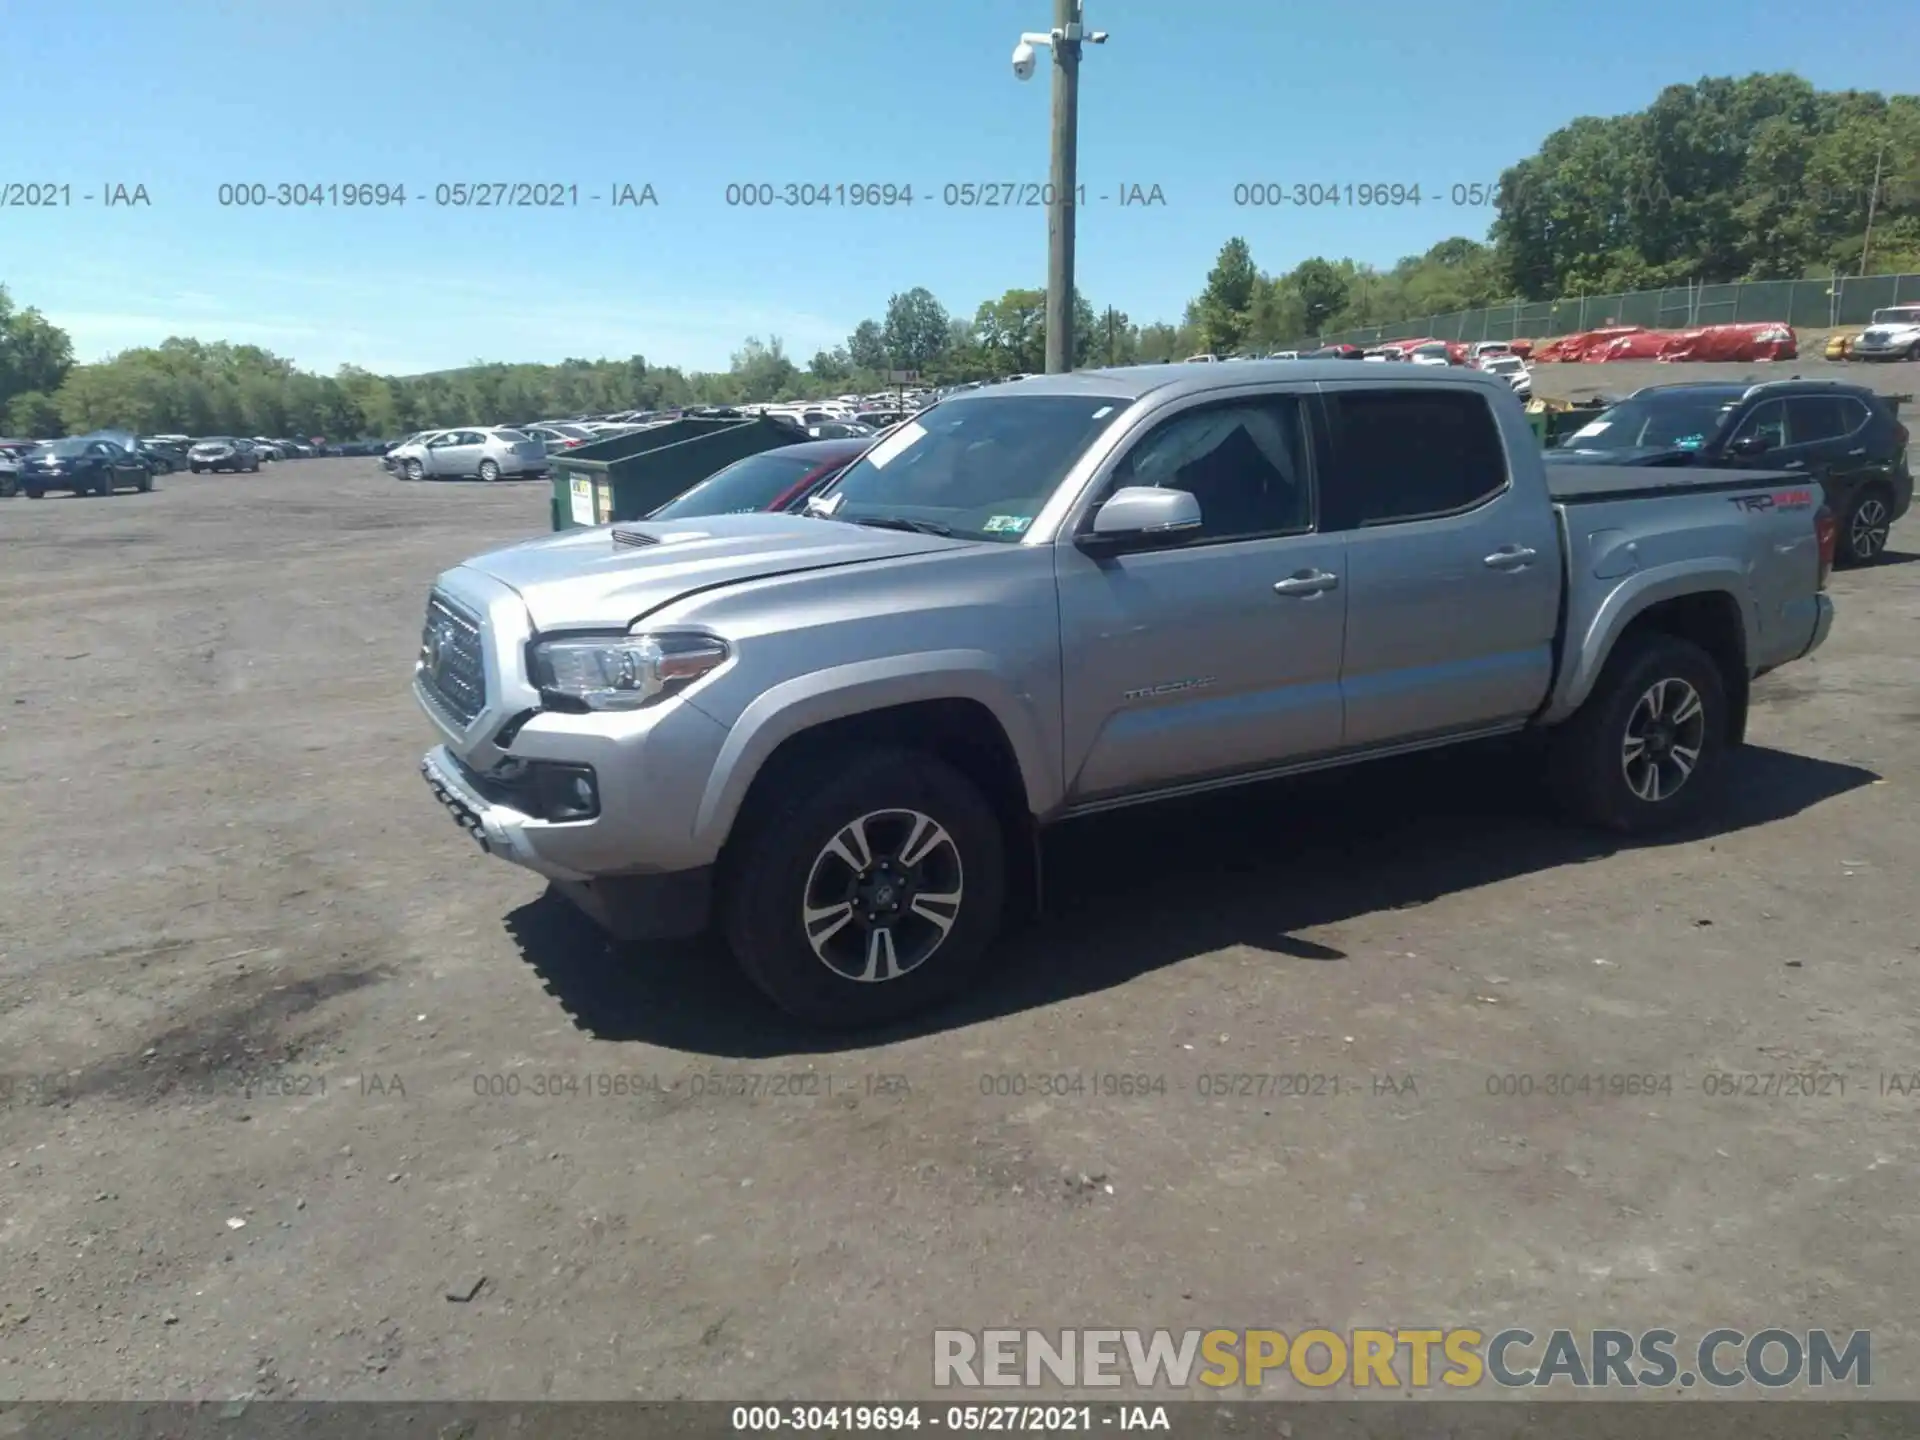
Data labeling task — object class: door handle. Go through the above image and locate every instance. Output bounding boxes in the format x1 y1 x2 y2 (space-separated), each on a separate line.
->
1781 459 1806 469
1483 546 1538 570
1847 448 1867 457
1273 570 1338 596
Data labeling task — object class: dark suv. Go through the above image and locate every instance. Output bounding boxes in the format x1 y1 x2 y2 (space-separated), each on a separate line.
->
1547 379 1912 565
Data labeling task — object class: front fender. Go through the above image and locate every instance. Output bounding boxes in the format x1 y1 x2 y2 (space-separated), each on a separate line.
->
1540 561 1752 724
688 650 1055 856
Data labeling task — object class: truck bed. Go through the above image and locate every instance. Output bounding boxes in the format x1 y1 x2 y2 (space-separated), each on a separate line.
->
1546 464 1807 505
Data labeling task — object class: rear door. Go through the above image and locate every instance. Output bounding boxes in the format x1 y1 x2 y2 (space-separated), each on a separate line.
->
428 430 482 476
1781 394 1872 507
1317 383 1561 749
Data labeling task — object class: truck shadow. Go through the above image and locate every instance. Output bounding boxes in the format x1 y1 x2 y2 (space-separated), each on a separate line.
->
503 742 1878 1057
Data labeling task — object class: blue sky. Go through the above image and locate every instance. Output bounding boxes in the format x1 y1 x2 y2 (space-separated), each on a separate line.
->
7 0 1916 376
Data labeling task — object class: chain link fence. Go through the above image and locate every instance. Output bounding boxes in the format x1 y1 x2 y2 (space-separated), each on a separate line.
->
1301 272 1920 350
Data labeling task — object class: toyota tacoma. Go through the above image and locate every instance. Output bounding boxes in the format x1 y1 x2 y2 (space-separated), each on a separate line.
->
413 363 1837 1026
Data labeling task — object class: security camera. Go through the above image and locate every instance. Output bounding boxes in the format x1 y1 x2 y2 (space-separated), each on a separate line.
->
1011 40 1037 80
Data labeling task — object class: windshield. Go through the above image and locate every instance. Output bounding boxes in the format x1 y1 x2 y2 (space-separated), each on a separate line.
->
1485 358 1523 373
813 393 1132 541
1871 308 1920 325
196 436 236 445
39 439 92 457
649 451 822 519
1557 393 1738 451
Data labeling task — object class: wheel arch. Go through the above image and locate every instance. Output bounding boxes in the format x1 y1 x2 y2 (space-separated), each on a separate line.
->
1544 567 1752 738
698 662 1051 919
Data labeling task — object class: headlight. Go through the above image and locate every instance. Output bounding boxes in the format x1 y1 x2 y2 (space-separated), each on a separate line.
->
531 632 729 711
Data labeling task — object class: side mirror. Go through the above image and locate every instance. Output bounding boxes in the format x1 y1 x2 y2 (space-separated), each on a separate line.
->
1729 433 1773 457
1077 486 1203 554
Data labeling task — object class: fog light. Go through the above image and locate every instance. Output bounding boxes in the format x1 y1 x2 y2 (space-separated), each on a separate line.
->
531 763 599 821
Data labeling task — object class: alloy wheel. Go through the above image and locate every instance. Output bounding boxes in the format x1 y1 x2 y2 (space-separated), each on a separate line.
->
1850 497 1890 560
1621 677 1706 803
801 808 964 983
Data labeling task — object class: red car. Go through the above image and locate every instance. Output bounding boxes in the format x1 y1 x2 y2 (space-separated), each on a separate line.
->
645 437 872 521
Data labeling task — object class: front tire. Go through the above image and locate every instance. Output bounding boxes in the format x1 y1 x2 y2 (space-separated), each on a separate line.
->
404 459 425 482
1547 632 1728 835
1837 485 1893 566
720 748 1007 1027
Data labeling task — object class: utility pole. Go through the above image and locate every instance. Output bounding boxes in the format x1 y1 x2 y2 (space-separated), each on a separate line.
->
1860 140 1888 277
1106 305 1116 365
1044 0 1081 374
1014 4 1105 374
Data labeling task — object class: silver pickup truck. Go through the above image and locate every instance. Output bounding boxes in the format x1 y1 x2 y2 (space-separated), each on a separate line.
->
414 363 1837 1026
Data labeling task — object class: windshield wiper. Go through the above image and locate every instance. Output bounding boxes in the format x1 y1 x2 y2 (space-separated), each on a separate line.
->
848 515 954 536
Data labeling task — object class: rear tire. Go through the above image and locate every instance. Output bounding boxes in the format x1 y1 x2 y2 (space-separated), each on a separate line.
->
720 747 1007 1027
477 459 500 482
25 487 44 499
138 469 153 493
1547 631 1728 836
1837 484 1893 566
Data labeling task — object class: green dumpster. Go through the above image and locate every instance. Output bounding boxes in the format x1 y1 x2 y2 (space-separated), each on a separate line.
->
548 417 807 531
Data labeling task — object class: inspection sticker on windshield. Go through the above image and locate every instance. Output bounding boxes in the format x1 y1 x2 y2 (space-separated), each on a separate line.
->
983 514 1032 534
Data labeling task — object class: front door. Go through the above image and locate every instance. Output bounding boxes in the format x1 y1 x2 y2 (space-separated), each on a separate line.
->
1055 393 1348 804
1317 383 1562 749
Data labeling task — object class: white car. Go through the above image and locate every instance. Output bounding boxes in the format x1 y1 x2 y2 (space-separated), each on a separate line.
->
1467 341 1513 362
1849 306 1920 362
388 426 549 482
1477 354 1533 397
1406 342 1453 367
250 437 285 460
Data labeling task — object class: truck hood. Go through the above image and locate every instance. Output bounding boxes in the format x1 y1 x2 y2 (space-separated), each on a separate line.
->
455 511 973 631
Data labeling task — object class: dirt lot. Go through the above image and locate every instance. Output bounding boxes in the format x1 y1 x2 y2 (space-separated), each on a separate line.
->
2 458 1918 1404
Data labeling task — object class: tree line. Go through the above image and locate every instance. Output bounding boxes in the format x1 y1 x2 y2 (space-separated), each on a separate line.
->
4 74 1914 440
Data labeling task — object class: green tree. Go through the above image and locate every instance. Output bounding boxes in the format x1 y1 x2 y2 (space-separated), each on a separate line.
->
847 319 888 372
1195 238 1259 353
5 389 63 436
1285 258 1350 336
881 287 951 372
0 285 75 417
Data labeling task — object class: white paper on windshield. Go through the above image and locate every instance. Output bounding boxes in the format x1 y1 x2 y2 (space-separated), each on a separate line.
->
1091 406 1115 419
861 420 926 469
1570 421 1610 440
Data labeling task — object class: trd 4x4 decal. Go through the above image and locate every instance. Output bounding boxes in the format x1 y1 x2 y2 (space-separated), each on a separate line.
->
1728 488 1815 512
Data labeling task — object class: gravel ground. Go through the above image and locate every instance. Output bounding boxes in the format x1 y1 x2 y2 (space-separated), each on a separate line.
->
1 460 1917 1403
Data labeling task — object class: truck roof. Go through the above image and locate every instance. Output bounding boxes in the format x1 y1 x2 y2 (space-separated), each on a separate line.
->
980 360 1514 403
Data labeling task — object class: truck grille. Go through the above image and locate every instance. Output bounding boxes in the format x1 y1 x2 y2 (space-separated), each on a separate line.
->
418 591 487 726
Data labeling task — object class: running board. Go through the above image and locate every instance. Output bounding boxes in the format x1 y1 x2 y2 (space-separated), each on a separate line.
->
1055 722 1531 820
